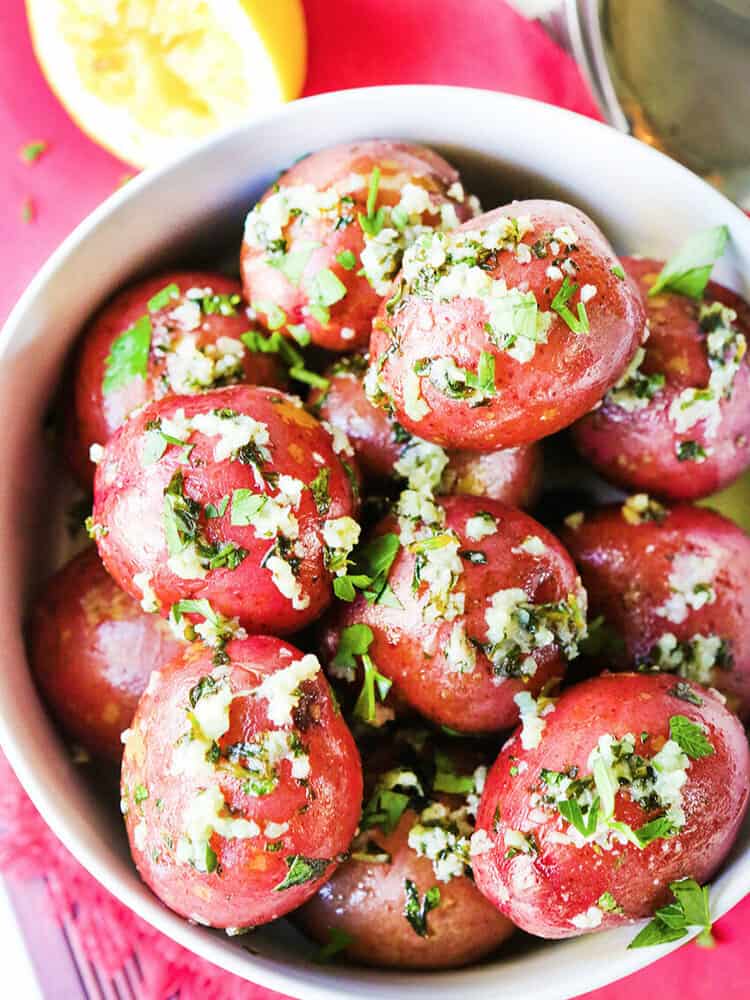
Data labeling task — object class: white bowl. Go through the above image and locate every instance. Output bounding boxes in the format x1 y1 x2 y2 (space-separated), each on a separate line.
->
1 86 749 1000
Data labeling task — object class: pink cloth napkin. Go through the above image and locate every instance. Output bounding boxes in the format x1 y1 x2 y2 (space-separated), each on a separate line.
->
0 1 747 997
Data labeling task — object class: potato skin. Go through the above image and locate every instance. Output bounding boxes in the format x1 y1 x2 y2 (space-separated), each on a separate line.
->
321 496 584 733
29 547 182 762
92 385 359 635
560 501 750 719
297 808 512 968
309 361 542 504
472 673 750 938
121 636 362 930
368 200 645 450
240 140 476 352
67 271 285 488
572 258 750 500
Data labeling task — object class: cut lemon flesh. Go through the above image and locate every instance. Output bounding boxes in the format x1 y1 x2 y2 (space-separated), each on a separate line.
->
26 0 307 167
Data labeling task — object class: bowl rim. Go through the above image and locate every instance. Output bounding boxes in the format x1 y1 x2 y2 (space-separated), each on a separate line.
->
2 84 750 1000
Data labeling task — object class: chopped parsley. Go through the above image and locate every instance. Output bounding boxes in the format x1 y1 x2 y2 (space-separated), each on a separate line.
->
676 440 707 462
147 283 180 312
240 329 328 390
305 267 348 325
205 495 229 519
336 249 357 271
333 532 401 606
20 140 47 164
333 624 392 724
550 276 590 335
273 855 331 891
403 880 440 937
358 167 387 237
102 314 152 394
648 226 729 300
309 467 331 515
669 715 715 759
611 264 626 280
268 240 321 286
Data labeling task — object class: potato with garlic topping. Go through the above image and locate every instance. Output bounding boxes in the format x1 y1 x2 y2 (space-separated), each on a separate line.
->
296 731 513 968
572 255 750 500
240 140 478 352
29 546 183 762
66 272 286 487
471 673 749 938
321 494 586 734
366 200 646 450
91 384 360 637
560 498 750 720
308 355 542 503
121 636 362 930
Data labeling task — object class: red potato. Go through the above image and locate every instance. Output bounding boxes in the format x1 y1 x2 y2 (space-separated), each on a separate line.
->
560 498 750 720
308 358 542 504
297 737 513 968
29 547 183 762
367 200 646 450
471 673 750 938
572 258 750 500
66 271 285 487
321 496 587 733
240 140 477 352
91 385 359 636
121 636 362 930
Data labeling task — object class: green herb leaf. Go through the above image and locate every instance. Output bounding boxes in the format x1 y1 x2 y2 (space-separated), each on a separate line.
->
312 928 354 964
676 440 707 462
403 880 440 937
593 757 617 819
307 268 348 308
611 263 626 280
103 315 152 394
309 467 331 515
357 533 401 603
669 715 715 759
333 623 374 671
230 489 268 526
268 241 321 286
366 167 381 217
353 654 392 725
648 226 729 299
550 276 590 335
253 301 287 331
635 815 676 847
274 855 331 891
287 365 330 390
433 750 476 794
598 891 622 914
629 878 712 949
20 140 47 164
358 206 387 238
336 249 357 271
362 788 411 834
147 283 180 312
205 495 229 519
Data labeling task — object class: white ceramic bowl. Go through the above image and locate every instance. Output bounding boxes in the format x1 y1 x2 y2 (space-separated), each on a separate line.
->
2 86 749 1000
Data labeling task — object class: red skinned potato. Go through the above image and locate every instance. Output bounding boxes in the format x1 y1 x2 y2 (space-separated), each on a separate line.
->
91 385 359 636
308 357 542 504
121 636 362 930
366 200 646 450
29 547 183 762
297 735 513 968
560 497 750 720
572 257 750 500
321 495 587 733
67 272 286 487
240 140 478 352
471 673 750 939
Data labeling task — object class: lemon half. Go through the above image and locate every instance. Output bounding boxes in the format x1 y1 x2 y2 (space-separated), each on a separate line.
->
26 0 307 167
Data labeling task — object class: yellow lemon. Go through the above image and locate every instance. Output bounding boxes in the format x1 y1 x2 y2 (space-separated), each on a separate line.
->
26 0 307 167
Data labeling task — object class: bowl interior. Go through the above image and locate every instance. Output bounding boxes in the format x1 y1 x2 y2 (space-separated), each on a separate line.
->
1 86 749 1000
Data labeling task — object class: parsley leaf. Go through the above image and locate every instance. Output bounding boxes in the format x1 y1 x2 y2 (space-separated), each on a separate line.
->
332 624 391 724
358 167 387 237
611 263 626 280
20 140 47 163
309 467 331 515
147 283 180 312
403 880 440 937
336 249 357 271
205 495 229 519
669 715 715 759
629 878 713 949
362 787 412 834
273 855 331 891
635 815 677 847
551 276 590 334
558 795 600 837
103 315 152 394
268 241 321 286
335 533 401 605
230 489 268 526
648 226 729 300
240 329 328 390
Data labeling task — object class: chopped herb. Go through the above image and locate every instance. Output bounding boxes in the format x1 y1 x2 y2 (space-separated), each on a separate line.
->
598 891 623 914
102 315 152 394
312 928 354 963
578 615 626 659
334 533 401 605
205 495 229 519
134 784 149 804
306 269 348 328
433 750 475 794
147 283 180 312
230 489 268 526
333 624 391 724
336 249 357 271
550 276 590 335
309 467 331 515
629 878 713 948
648 226 729 300
558 795 600 838
358 167 387 237
20 140 47 164
403 880 440 937
635 815 677 847
676 440 707 462
240 329 327 390
203 843 218 874
668 681 703 707
366 167 381 217
611 264 626 280
188 673 218 708
362 788 411 835
195 291 241 316
273 855 331 891
21 197 34 223
669 715 715 759
268 241 321 286
253 301 287 331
